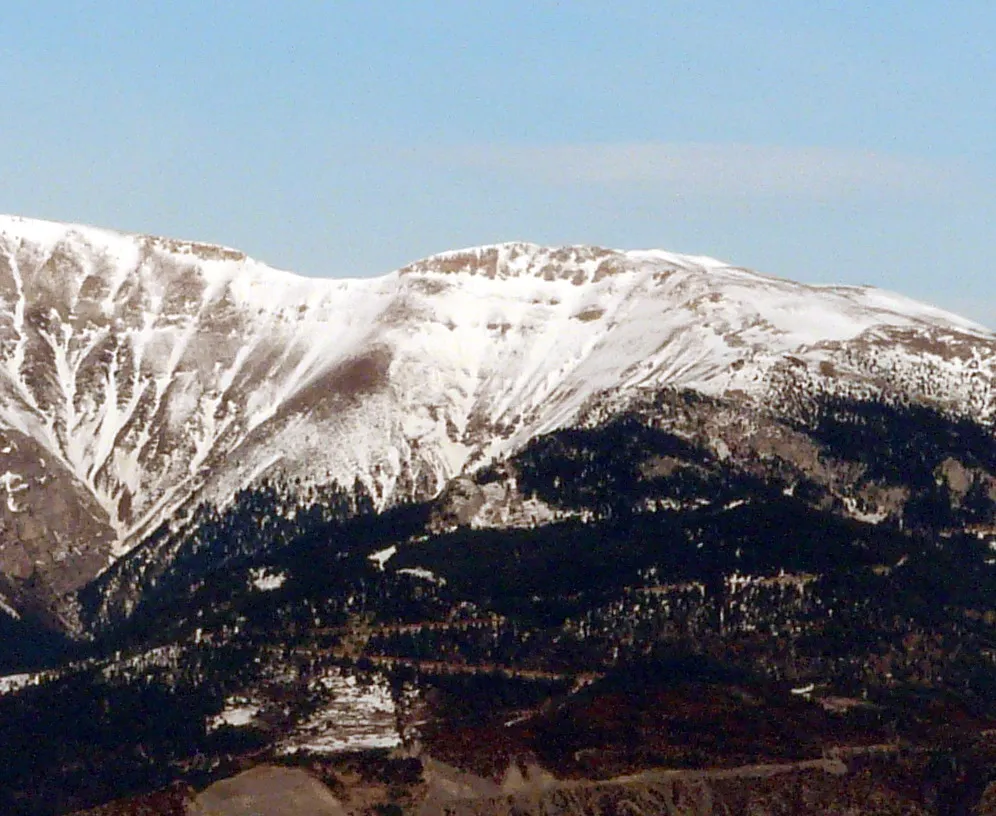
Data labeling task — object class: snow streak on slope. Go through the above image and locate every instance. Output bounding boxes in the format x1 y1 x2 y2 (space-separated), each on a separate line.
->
0 216 992 590
389 244 993 463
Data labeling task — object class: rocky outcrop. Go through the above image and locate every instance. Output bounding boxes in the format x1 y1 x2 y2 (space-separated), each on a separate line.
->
417 759 932 816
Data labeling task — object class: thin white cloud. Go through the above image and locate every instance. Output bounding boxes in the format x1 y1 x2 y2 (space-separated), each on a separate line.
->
444 142 963 200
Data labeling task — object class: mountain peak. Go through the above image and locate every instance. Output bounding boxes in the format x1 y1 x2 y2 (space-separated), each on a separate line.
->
399 242 623 284
0 216 992 598
0 214 248 264
398 241 743 288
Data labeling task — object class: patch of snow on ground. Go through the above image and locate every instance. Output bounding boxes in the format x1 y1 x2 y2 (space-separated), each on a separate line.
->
208 698 261 731
468 480 570 530
249 567 287 592
842 496 890 525
0 673 37 695
0 471 28 512
0 593 20 620
368 545 397 571
397 567 446 585
279 669 400 755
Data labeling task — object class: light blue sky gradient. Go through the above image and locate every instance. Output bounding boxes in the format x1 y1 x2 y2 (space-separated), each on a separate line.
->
2 1 993 324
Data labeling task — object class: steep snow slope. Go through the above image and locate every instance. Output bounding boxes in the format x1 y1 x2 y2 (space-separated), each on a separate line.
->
0 215 992 593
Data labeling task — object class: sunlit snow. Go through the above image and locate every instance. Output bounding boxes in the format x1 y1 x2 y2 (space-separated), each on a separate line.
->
397 566 446 585
369 545 397 571
249 567 287 592
278 669 400 755
0 215 991 573
208 699 261 731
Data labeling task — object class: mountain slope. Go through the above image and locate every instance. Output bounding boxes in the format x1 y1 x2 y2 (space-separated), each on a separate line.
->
0 214 992 599
3 217 996 813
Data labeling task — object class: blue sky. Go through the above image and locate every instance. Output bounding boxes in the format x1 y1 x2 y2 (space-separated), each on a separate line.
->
2 1 994 324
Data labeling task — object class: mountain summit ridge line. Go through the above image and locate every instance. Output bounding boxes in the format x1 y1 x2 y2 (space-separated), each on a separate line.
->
0 214 992 596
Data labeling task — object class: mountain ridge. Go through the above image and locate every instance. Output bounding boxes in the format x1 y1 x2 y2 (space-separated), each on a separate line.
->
4 217 996 813
0 214 992 601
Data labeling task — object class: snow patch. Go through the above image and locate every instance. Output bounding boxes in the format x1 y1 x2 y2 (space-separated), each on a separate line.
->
0 593 20 620
0 471 28 513
369 545 397 571
208 699 262 730
397 567 446 585
0 673 37 695
278 669 400 755
249 567 287 592
842 496 890 525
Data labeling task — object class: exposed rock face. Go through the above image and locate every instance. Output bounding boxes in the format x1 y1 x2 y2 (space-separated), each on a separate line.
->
0 426 116 595
417 760 932 816
431 477 487 530
0 214 993 621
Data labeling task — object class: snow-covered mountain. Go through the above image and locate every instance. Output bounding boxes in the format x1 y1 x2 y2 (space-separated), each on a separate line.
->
0 214 993 597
